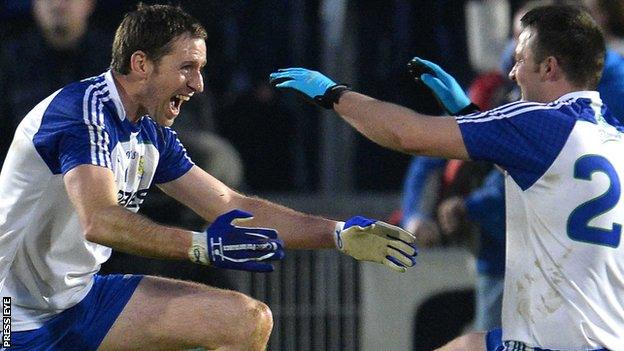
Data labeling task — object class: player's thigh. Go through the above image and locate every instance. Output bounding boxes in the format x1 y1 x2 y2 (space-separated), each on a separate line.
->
435 332 487 351
98 275 269 350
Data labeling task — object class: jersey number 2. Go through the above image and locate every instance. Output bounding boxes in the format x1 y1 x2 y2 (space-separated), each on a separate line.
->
567 155 621 248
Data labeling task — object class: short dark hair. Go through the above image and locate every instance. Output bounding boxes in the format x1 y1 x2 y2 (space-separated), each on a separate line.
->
521 4 605 88
110 3 207 74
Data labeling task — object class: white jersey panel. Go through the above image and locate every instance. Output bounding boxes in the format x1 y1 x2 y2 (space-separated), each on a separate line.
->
504 120 624 349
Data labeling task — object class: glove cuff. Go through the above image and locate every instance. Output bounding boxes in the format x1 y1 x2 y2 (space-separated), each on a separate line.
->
334 221 346 250
317 84 351 109
454 102 480 116
189 231 210 265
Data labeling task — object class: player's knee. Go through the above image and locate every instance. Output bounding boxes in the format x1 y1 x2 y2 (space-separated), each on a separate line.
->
240 297 273 339
222 292 273 346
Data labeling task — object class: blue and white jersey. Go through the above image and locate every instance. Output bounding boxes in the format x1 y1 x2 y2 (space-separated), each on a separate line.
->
0 71 193 331
457 91 624 350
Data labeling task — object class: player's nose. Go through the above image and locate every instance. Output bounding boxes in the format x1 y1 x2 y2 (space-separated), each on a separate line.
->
188 70 204 93
508 67 517 82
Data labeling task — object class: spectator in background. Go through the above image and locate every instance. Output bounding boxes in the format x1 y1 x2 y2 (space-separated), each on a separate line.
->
585 0 624 55
437 169 506 331
0 0 106 165
0 0 242 187
584 0 624 121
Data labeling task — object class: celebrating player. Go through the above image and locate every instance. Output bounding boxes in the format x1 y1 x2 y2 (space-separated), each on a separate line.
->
0 4 417 350
271 4 623 351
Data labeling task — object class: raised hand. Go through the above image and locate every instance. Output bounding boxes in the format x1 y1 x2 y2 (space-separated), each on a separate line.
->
335 216 418 273
189 209 285 272
269 68 350 109
407 57 479 115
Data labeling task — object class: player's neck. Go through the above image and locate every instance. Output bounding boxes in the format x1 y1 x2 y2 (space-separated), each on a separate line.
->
110 71 146 123
541 81 589 103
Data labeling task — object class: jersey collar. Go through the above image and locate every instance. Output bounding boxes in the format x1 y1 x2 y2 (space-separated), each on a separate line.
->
104 70 128 122
555 90 601 104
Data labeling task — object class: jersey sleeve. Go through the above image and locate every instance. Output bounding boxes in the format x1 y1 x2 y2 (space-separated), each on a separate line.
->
456 101 576 190
33 89 112 175
153 127 194 184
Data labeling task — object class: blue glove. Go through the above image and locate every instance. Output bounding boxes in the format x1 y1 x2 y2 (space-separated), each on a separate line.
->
335 216 418 272
269 68 350 109
407 57 479 115
189 209 285 272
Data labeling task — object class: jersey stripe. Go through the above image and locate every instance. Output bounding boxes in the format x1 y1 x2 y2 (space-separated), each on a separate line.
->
96 92 112 169
82 80 111 167
457 98 577 124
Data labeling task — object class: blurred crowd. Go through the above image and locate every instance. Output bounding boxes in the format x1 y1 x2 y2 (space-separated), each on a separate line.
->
0 0 533 195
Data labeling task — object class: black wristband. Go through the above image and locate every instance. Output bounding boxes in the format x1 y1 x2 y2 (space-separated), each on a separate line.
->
454 102 480 116
315 84 351 109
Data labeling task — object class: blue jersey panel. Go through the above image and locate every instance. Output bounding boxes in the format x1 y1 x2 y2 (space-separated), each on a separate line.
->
33 75 115 175
32 73 192 182
151 123 193 184
457 99 586 190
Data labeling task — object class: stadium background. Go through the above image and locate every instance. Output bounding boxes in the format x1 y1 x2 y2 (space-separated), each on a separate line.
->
0 1 526 350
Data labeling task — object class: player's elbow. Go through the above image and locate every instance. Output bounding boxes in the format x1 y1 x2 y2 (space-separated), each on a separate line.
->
82 216 106 244
81 207 118 244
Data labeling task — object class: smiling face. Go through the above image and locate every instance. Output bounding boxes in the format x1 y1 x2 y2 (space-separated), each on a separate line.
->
509 28 546 102
141 34 206 127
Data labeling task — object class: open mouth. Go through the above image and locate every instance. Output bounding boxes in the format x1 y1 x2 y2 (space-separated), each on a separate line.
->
169 94 191 115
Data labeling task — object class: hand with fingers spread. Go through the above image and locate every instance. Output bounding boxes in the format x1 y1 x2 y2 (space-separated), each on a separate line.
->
335 216 418 272
269 68 351 109
407 57 479 115
189 209 285 272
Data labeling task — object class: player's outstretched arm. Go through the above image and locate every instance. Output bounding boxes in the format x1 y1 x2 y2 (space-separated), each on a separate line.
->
159 166 417 272
64 164 283 272
269 68 469 160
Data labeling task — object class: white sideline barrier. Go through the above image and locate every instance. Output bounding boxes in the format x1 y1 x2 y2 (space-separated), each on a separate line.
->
361 247 477 351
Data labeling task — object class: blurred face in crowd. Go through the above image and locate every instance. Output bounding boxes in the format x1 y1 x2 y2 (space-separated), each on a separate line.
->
584 0 608 32
509 28 546 102
33 0 95 49
140 34 206 127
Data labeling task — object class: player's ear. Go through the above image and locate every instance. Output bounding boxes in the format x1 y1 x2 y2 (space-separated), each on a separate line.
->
129 51 153 78
541 56 561 81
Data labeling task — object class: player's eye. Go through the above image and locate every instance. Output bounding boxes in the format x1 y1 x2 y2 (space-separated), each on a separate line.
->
181 65 193 72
